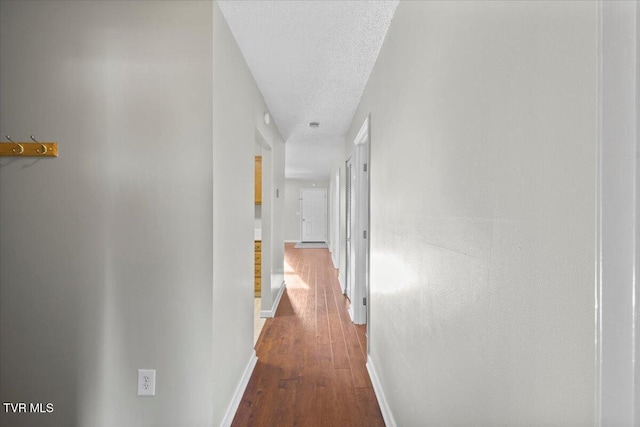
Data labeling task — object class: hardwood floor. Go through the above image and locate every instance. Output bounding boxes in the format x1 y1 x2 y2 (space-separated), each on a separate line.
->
232 243 385 427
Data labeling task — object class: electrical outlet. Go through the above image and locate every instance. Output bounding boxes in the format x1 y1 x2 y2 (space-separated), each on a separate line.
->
137 369 156 396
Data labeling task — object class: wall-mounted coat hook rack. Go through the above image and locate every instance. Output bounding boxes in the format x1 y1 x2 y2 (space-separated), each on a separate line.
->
0 135 58 157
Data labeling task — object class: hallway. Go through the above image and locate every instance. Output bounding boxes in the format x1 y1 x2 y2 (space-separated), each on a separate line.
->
232 244 384 427
0 2 637 426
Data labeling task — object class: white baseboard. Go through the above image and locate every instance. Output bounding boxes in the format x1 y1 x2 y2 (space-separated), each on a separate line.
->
367 356 397 427
338 275 345 294
284 240 299 243
260 281 286 318
220 350 258 427
332 253 339 269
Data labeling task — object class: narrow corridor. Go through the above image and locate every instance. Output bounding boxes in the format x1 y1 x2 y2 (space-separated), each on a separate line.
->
232 244 384 426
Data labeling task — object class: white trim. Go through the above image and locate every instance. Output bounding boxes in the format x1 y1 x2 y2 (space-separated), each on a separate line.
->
635 2 640 418
366 356 396 427
284 240 299 243
350 116 370 325
596 1 638 425
332 253 339 269
338 276 345 294
595 3 603 424
220 350 258 427
354 115 370 147
260 281 286 318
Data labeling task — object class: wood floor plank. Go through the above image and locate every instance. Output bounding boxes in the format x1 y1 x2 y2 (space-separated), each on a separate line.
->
327 314 351 369
231 244 385 427
316 286 330 346
355 324 367 359
356 387 386 427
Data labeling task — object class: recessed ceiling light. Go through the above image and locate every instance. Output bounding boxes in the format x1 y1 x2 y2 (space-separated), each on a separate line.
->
309 122 320 128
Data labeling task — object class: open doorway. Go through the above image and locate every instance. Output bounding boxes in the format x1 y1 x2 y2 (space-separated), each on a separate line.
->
254 138 266 345
254 129 279 344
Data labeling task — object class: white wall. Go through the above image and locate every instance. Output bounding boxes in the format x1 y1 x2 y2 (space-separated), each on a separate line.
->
284 179 329 242
0 2 286 426
345 2 599 425
212 2 285 422
0 2 214 426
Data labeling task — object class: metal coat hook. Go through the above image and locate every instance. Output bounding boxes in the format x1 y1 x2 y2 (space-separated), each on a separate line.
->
5 136 24 154
30 136 47 154
0 135 58 157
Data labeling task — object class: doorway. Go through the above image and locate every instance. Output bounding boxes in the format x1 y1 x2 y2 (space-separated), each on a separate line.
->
300 188 327 242
254 130 272 343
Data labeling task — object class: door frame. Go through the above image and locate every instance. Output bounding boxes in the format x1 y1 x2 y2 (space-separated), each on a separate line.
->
345 157 354 302
348 116 370 325
595 1 639 425
256 130 273 315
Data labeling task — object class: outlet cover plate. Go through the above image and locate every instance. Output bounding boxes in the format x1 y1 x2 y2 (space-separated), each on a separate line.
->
137 369 156 396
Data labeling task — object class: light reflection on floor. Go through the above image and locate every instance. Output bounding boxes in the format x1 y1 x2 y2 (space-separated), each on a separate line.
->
254 298 266 346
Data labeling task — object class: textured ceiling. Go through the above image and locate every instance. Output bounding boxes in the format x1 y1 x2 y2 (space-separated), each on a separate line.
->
218 0 398 179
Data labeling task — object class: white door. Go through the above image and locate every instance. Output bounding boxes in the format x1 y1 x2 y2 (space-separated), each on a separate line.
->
345 159 354 301
300 189 327 242
332 171 340 269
